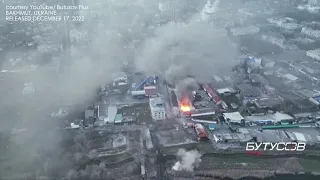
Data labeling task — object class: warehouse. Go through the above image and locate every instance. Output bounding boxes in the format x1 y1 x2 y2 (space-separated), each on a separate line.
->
245 112 293 124
254 97 282 109
235 83 261 98
223 112 244 124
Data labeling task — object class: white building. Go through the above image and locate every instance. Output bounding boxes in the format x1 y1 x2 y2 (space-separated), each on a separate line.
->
149 97 166 120
306 49 320 61
223 112 244 124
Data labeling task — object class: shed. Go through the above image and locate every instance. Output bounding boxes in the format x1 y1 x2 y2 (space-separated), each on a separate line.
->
107 106 117 123
293 132 307 142
114 114 123 124
272 112 293 123
223 112 244 123
216 88 235 95
283 73 298 81
209 124 215 130
144 86 157 96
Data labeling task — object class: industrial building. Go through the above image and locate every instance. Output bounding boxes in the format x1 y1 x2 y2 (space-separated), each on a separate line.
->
131 75 158 98
177 83 220 118
149 97 166 120
244 112 294 125
223 112 244 124
254 97 282 109
94 105 123 125
235 83 261 98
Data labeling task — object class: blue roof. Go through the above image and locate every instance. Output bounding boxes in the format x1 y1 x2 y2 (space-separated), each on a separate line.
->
209 124 215 129
313 96 320 103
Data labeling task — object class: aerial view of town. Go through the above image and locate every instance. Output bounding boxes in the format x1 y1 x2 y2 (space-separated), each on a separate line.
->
1 0 320 180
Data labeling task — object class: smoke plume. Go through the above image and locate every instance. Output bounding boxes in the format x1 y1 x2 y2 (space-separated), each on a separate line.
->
136 0 237 97
175 77 198 98
172 149 202 172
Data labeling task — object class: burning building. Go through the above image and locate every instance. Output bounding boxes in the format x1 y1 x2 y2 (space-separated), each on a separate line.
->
178 92 193 116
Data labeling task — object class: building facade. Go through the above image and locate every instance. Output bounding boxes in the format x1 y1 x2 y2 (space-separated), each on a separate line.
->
149 97 166 120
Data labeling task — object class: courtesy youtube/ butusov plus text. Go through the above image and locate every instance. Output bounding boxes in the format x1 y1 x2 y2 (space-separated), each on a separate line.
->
5 4 88 22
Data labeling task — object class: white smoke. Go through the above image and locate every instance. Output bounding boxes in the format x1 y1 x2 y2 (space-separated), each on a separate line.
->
172 149 202 172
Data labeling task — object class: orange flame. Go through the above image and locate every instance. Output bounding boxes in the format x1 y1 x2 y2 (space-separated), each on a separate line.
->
180 105 191 112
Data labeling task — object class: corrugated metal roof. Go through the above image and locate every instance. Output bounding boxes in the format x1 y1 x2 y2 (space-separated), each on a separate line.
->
202 84 221 103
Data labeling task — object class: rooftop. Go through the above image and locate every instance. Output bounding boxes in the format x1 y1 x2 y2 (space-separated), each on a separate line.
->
306 49 320 61
245 112 293 123
223 112 244 122
156 129 196 147
255 97 282 108
248 74 269 85
149 97 165 111
235 83 261 97
216 88 236 95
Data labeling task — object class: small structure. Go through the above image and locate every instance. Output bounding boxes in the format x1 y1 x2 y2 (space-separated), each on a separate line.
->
114 114 123 124
223 112 244 124
112 134 127 148
132 75 158 98
149 97 166 120
209 124 215 130
201 83 222 104
144 86 157 96
283 73 298 81
216 88 236 96
143 128 154 150
306 49 320 61
106 106 117 124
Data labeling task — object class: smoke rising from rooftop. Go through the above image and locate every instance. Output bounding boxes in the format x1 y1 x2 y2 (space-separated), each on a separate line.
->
136 0 237 97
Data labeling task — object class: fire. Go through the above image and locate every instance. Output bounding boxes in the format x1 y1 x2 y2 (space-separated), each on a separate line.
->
180 104 191 112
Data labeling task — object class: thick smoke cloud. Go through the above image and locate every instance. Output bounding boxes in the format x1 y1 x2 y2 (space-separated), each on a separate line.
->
172 149 202 172
175 77 199 98
136 19 238 80
136 0 238 96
